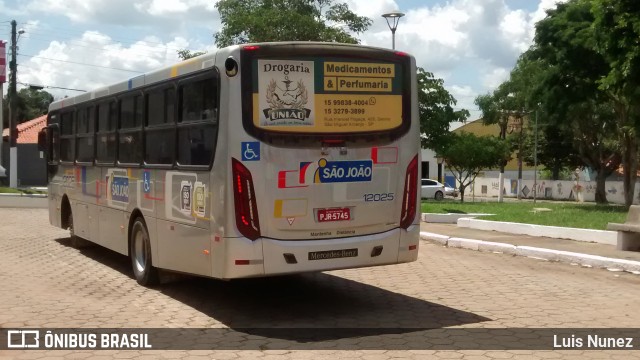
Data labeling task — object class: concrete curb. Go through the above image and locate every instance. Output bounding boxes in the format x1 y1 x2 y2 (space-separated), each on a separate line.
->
457 218 617 246
420 231 640 275
421 213 495 224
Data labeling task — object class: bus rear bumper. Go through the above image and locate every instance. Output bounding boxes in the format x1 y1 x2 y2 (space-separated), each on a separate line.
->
222 226 419 279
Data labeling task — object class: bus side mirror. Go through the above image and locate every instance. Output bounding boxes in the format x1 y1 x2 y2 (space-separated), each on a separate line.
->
37 129 47 151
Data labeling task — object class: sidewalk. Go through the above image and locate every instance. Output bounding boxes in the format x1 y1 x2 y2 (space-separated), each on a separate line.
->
420 221 640 273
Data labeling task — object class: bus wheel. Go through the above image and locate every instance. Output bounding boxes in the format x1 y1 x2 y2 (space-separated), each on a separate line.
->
130 218 159 286
67 211 90 248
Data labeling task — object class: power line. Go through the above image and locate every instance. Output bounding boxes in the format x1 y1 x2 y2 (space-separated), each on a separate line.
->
22 29 187 52
17 53 144 73
16 32 184 59
15 23 191 52
17 81 86 92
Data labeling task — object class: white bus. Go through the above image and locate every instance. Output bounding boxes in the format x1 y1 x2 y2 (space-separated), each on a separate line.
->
39 42 421 286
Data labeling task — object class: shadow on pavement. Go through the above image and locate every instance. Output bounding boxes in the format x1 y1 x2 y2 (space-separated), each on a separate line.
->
55 236 491 343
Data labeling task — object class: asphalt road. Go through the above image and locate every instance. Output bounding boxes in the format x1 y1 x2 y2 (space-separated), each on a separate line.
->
1 208 639 359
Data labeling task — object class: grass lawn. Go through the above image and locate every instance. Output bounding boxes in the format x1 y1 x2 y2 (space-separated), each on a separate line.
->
421 199 628 230
0 187 46 195
0 187 23 194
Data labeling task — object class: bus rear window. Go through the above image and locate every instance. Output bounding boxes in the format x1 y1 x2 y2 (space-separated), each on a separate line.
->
241 45 412 140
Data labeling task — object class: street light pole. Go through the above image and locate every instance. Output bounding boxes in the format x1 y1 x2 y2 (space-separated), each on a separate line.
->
382 11 405 50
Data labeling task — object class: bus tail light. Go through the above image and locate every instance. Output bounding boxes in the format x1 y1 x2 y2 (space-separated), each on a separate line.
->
400 154 418 229
232 158 261 240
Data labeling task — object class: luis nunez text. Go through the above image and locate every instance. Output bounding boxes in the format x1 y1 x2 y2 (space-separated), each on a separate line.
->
554 334 634 348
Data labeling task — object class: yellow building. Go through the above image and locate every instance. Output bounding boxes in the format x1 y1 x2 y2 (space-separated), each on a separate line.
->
452 116 535 173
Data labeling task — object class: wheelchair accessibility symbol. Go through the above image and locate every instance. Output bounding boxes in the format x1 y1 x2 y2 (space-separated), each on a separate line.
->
241 142 260 161
143 171 151 193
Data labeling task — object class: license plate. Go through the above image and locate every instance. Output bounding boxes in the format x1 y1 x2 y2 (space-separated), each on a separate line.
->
317 208 351 222
309 248 358 261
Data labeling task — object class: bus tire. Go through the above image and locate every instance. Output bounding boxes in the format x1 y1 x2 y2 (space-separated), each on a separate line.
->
130 217 159 286
67 210 91 248
434 191 444 201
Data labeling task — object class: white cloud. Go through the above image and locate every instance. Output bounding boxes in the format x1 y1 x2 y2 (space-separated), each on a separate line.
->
450 84 475 100
482 67 510 90
15 0 567 112
354 0 540 75
353 0 564 117
134 0 217 16
25 0 218 28
25 0 130 23
18 31 191 99
500 9 530 52
0 0 28 16
346 0 398 18
136 0 190 16
532 0 567 24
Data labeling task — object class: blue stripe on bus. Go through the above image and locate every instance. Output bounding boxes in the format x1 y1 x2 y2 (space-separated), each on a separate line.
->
81 166 87 193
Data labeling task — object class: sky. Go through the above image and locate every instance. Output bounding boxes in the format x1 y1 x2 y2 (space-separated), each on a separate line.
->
1 0 564 123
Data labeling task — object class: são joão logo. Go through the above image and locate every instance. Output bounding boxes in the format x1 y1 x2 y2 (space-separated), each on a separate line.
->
300 159 373 184
111 176 129 202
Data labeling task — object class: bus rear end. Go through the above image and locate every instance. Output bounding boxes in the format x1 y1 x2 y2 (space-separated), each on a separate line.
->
223 42 419 278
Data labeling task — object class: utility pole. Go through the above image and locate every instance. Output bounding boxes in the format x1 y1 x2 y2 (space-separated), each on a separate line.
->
517 113 523 200
533 109 538 203
8 20 18 188
0 40 5 179
498 113 507 203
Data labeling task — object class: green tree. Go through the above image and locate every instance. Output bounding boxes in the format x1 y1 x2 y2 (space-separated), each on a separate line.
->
532 0 621 204
2 88 54 129
520 119 580 181
418 68 469 153
508 52 580 182
214 0 372 47
591 0 640 207
439 132 511 202
19 88 54 121
474 82 516 200
507 55 544 190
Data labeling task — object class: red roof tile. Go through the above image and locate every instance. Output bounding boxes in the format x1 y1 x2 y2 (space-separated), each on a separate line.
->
2 115 47 144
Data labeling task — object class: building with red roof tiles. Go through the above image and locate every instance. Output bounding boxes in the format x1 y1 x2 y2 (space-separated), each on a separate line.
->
1 115 48 186
2 115 47 144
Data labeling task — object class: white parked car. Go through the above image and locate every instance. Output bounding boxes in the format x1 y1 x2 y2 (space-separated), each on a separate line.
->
444 185 459 198
421 179 445 200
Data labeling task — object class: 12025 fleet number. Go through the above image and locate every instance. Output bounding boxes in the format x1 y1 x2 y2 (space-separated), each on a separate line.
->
363 193 395 202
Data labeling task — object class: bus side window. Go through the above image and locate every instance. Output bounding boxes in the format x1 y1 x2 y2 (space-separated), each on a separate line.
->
96 100 117 164
59 111 75 163
177 75 218 167
118 94 143 165
145 86 176 165
76 106 95 164
48 112 60 164
180 76 217 123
